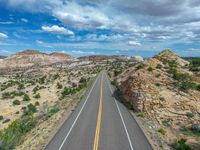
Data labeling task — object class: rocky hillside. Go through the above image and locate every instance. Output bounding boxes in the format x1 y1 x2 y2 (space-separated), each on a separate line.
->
110 49 200 149
78 55 128 61
154 49 190 67
0 50 74 68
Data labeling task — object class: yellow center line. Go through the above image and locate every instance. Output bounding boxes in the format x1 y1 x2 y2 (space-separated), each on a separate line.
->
93 75 103 150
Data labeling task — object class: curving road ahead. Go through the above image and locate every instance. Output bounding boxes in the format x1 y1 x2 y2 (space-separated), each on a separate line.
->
45 71 152 150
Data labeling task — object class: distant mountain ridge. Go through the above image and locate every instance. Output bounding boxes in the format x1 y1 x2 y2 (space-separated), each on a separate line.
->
78 55 128 61
0 50 74 68
0 56 7 59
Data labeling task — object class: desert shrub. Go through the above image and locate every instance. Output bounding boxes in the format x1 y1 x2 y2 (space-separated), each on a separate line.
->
79 77 87 83
33 85 39 94
147 66 153 72
47 104 60 118
185 112 194 118
137 112 145 118
0 116 3 120
2 92 13 99
35 101 40 106
136 63 145 70
61 87 71 97
2 119 10 124
57 82 63 89
114 69 122 76
191 124 200 135
172 139 191 150
23 94 30 101
2 91 24 99
0 80 18 91
158 128 166 135
155 74 161 78
155 83 161 86
182 124 200 137
61 81 87 98
13 100 21 106
38 75 46 84
197 85 200 91
53 74 59 80
17 83 25 90
0 115 36 150
33 93 40 99
178 82 198 91
27 103 36 113
156 64 162 69
173 73 191 81
162 119 171 127
189 58 200 72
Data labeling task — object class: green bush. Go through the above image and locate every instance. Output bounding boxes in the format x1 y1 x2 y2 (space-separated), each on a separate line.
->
147 66 153 72
173 73 191 81
79 77 87 84
0 115 3 120
33 93 40 99
158 128 166 135
172 139 191 150
136 63 145 70
33 85 39 94
27 103 36 113
185 112 194 118
182 124 200 137
13 100 21 106
57 82 63 89
35 101 40 106
137 112 145 118
2 92 13 99
23 94 30 101
38 75 46 84
0 115 37 150
17 83 25 90
197 85 200 91
156 64 162 69
191 124 200 136
178 82 198 91
2 91 25 99
47 104 60 118
114 69 122 77
53 74 59 80
189 58 200 72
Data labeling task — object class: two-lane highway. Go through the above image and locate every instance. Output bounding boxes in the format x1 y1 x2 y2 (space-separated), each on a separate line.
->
45 71 152 150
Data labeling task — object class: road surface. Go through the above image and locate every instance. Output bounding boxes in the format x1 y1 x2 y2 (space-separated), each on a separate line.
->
45 71 152 150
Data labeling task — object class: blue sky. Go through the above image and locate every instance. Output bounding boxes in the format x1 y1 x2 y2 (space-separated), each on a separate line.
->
0 0 200 57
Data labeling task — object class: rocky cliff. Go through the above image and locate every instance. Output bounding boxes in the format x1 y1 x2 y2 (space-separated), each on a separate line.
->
112 49 200 149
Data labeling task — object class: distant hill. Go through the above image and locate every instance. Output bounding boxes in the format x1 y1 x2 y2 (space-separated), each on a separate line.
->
78 55 128 61
49 52 73 59
0 50 74 68
154 49 190 67
0 56 7 59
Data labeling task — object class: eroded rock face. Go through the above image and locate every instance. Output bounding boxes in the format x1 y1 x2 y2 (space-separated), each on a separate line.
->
117 49 200 124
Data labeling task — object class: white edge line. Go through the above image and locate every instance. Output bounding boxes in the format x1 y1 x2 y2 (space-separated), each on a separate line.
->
58 75 99 150
105 73 134 150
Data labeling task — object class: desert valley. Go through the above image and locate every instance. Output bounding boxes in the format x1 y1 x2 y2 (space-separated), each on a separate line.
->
0 49 199 150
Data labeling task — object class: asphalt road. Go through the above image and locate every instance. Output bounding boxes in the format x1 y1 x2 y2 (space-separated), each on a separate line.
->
45 71 153 150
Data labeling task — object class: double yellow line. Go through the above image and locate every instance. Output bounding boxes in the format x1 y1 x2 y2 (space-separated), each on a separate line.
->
93 75 103 150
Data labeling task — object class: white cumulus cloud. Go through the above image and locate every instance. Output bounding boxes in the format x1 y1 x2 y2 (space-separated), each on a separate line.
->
41 25 74 35
128 41 141 46
21 18 28 23
0 33 8 39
